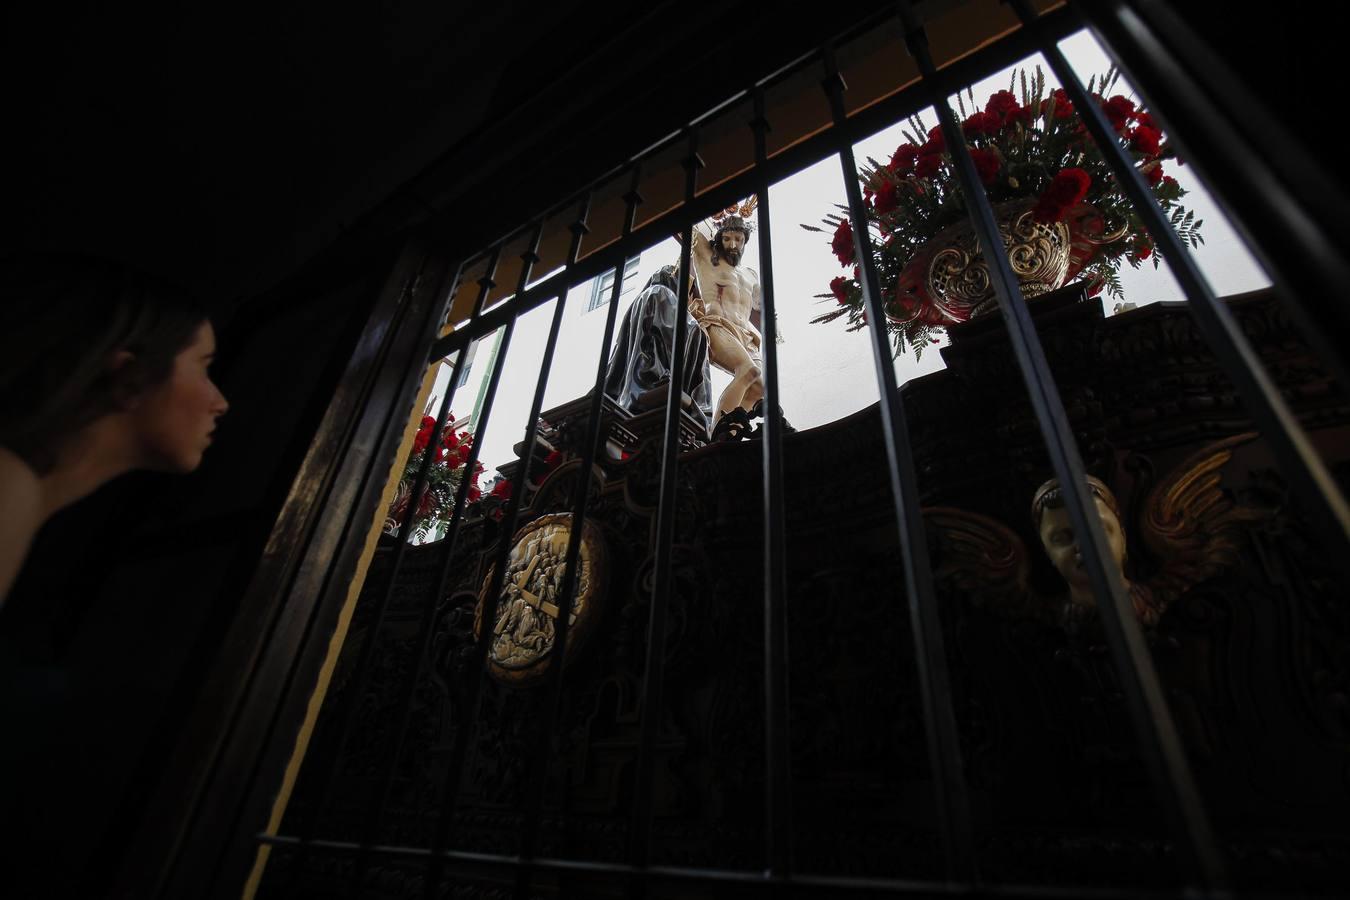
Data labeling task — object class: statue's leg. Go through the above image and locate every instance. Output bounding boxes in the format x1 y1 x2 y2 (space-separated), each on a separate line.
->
742 370 764 411
706 325 759 418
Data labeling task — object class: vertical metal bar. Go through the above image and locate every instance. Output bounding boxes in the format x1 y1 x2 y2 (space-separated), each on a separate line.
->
513 170 642 900
278 257 468 891
470 246 503 321
452 221 573 888
1072 0 1350 395
411 328 521 897
1047 0 1350 552
750 86 793 877
344 224 549 897
820 44 976 885
417 205 592 900
896 3 1226 890
1029 0 1350 861
627 129 702 888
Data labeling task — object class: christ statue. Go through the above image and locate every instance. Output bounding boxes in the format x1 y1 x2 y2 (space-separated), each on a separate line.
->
682 204 765 438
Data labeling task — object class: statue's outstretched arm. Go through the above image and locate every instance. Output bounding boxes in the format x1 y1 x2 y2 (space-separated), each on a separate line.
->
674 222 711 305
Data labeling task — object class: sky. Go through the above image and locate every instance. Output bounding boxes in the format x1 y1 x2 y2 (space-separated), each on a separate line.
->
426 28 1271 503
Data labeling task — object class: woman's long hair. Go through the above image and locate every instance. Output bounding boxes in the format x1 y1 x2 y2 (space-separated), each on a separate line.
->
0 253 209 474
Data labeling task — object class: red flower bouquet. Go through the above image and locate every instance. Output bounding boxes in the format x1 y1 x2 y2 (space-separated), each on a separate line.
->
385 405 484 540
805 66 1202 357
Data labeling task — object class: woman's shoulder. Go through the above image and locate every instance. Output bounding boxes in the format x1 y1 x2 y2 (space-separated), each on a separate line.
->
0 446 40 501
1 446 44 603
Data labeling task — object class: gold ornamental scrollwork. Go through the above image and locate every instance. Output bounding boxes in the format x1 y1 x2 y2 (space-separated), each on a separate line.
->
473 513 608 686
927 200 1073 319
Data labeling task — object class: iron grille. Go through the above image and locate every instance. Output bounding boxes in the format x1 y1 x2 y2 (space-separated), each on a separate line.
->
208 2 1350 898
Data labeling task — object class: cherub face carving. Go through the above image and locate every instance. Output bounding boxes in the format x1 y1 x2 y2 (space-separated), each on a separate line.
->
1036 494 1127 591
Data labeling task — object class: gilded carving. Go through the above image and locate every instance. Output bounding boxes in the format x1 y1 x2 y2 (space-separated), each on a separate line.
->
927 433 1270 629
473 512 608 685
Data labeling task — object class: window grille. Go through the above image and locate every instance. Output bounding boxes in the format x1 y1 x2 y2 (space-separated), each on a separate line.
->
167 2 1350 898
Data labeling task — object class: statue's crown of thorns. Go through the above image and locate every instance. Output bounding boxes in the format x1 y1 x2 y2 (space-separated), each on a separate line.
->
710 197 758 234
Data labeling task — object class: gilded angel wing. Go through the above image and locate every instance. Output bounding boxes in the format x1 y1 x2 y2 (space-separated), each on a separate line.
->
1140 432 1268 599
923 506 1044 620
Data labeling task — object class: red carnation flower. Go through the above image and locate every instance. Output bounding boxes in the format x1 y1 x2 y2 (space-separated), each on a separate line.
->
1103 95 1137 131
873 181 900 214
421 415 436 430
961 111 997 137
1041 88 1074 120
889 143 919 175
1137 242 1153 261
831 218 855 265
985 90 1020 123
829 276 850 304
1134 111 1156 130
969 148 1000 185
1130 124 1162 156
467 485 482 503
923 124 945 154
915 152 943 178
1032 167 1091 223
1161 175 1178 189
491 479 512 501
1145 163 1164 186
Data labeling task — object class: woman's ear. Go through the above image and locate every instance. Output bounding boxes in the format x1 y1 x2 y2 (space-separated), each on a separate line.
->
106 350 145 410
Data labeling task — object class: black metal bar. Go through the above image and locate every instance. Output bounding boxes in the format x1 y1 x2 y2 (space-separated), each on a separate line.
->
470 245 502 321
259 831 1194 900
512 170 641 900
1026 0 1350 848
750 86 793 877
438 250 491 333
897 2 1226 890
415 206 575 898
277 258 469 892
820 44 976 885
1048 0 1350 552
627 129 702 888
428 6 1083 363
345 224 550 898
405 264 549 900
1070 0 1350 395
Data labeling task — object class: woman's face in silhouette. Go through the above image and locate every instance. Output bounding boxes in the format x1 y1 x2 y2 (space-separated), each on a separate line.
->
129 321 229 472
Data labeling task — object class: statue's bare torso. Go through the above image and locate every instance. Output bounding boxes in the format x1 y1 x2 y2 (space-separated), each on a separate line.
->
687 221 764 421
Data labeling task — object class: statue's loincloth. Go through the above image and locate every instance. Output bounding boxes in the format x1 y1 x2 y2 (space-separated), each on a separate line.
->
692 311 761 366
